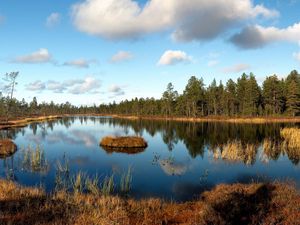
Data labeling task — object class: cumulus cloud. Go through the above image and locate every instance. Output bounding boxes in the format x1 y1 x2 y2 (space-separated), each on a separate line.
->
63 59 95 68
230 22 300 49
26 81 46 91
108 85 125 96
69 77 101 94
13 48 52 64
222 63 251 73
71 0 278 41
158 50 191 66
110 51 133 63
26 77 101 94
294 52 300 62
46 13 61 27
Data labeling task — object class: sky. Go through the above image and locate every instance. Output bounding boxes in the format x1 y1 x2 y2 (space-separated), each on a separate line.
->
0 0 300 106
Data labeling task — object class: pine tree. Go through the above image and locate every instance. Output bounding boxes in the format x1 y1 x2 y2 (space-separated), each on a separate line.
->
285 70 300 116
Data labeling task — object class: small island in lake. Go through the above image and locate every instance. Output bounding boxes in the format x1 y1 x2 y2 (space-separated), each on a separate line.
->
100 136 147 154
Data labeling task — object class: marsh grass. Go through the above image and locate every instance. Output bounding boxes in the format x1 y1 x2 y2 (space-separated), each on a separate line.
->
0 139 17 158
281 127 300 149
54 155 131 196
0 179 299 225
21 145 49 174
120 166 132 195
213 141 257 165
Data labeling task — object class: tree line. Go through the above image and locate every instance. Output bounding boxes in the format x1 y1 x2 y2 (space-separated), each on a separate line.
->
100 70 300 117
1 70 300 121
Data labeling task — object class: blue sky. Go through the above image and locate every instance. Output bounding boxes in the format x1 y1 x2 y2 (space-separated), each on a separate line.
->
0 0 299 105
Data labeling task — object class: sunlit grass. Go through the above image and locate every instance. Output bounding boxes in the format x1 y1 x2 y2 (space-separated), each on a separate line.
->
213 141 257 165
281 127 300 149
21 145 49 174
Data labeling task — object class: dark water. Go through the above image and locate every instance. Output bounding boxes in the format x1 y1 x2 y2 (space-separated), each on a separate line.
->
1 116 300 201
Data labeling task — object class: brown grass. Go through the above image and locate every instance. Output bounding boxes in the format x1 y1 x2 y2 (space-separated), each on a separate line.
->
281 127 300 149
214 141 257 165
0 180 299 225
100 136 147 149
0 139 17 158
0 115 63 129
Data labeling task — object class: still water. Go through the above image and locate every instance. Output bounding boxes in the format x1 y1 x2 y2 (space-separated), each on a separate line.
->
1 116 300 201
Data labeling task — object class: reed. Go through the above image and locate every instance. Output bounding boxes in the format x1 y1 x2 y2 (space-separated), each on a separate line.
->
120 166 132 194
218 140 257 165
21 145 49 173
280 127 300 149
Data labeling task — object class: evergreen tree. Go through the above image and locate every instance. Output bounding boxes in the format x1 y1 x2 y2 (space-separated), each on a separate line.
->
285 70 300 116
262 75 285 115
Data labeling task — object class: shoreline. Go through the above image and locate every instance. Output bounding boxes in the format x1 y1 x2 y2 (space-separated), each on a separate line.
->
109 114 300 124
1 114 300 130
0 115 63 129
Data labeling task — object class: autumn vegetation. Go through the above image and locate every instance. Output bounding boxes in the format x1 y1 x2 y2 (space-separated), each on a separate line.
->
0 179 299 225
0 139 17 158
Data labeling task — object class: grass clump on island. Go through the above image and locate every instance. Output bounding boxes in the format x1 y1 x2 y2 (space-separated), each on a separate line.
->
0 139 17 158
100 136 147 154
0 180 299 225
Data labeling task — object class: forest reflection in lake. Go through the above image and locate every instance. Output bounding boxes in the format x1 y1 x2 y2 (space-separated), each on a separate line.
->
0 116 300 201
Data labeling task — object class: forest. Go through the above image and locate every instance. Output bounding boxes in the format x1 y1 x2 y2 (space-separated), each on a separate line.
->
1 70 300 120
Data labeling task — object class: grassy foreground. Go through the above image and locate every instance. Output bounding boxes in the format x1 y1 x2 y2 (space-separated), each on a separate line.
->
0 180 299 225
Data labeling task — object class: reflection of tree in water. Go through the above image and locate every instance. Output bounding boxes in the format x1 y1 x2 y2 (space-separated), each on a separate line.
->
161 122 178 151
3 116 300 165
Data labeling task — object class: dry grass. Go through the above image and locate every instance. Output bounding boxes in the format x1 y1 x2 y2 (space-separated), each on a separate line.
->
0 139 17 158
100 136 147 149
0 115 62 129
281 127 300 149
111 114 300 124
0 180 299 225
214 141 257 165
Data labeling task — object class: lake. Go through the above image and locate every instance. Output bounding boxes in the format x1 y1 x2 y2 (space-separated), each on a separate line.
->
1 116 300 201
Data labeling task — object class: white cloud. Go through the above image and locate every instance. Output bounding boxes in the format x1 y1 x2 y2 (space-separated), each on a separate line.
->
222 63 251 73
13 48 52 64
46 13 61 27
71 0 278 41
26 81 46 91
108 85 125 96
63 59 94 68
110 51 133 63
230 22 300 49
47 81 66 93
69 77 101 94
208 60 219 67
26 77 101 94
293 52 300 62
158 50 191 66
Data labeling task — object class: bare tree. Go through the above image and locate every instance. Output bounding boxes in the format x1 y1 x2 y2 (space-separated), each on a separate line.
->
3 72 19 100
2 72 19 122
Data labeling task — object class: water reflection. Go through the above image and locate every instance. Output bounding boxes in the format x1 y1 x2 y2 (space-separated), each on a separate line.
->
0 116 300 201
